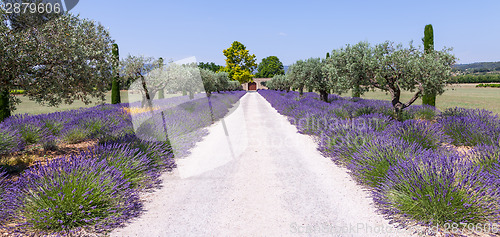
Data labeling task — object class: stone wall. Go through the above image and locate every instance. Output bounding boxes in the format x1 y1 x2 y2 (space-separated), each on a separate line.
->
243 78 272 91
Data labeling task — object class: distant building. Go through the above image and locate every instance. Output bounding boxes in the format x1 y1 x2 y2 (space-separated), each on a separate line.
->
242 78 272 91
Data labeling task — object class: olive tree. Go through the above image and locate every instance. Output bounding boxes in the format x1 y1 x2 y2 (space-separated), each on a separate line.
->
327 41 455 115
162 62 205 99
214 71 231 92
287 60 307 95
228 81 241 91
302 58 330 102
324 42 381 98
180 64 204 99
121 55 166 107
0 12 114 121
267 74 291 91
286 57 332 101
345 42 374 97
200 68 217 97
322 48 351 96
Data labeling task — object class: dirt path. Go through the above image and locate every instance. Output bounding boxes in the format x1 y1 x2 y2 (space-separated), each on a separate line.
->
112 92 413 237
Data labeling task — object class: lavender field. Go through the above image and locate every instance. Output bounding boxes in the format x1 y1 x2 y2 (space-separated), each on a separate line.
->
259 90 500 235
0 91 245 235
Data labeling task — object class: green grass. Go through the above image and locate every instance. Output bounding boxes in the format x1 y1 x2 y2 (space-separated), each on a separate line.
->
476 83 500 88
355 84 500 115
13 91 181 115
10 90 25 94
12 84 500 116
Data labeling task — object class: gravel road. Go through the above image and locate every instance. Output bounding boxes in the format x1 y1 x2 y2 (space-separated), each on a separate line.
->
111 92 414 237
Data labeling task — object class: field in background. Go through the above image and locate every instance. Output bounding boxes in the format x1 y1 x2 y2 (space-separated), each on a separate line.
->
357 83 500 115
13 91 181 115
12 84 500 115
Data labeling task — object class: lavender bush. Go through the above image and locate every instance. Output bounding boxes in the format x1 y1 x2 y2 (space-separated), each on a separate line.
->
356 113 394 131
467 145 500 172
0 170 18 224
0 129 24 155
90 143 159 188
374 152 500 226
349 136 424 187
14 154 141 233
387 120 451 150
407 105 438 121
104 134 176 172
438 108 500 146
61 127 92 144
42 135 59 151
318 118 379 164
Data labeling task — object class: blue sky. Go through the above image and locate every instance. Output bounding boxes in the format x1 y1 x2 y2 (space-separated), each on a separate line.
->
72 0 500 66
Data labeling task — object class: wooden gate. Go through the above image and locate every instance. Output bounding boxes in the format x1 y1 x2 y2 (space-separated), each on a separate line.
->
248 82 257 91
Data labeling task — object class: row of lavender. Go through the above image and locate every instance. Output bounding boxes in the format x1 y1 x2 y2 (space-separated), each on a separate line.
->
259 90 500 233
0 91 245 235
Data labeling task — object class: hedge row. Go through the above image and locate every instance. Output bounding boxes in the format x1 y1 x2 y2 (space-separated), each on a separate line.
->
9 90 25 95
452 74 500 83
476 83 500 88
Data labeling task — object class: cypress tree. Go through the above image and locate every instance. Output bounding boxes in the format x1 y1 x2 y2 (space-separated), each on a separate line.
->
0 89 10 122
111 43 121 104
422 24 436 106
158 57 165 99
326 52 330 58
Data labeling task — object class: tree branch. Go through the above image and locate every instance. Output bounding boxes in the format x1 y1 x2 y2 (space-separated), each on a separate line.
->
367 75 383 89
403 81 424 108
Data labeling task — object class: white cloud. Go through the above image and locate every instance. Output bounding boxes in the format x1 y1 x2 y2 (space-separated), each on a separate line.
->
278 32 287 36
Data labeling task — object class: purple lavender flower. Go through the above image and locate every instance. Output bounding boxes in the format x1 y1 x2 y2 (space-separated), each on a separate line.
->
374 151 500 226
349 136 427 187
387 120 452 150
0 170 17 223
438 107 500 146
13 152 141 234
0 128 25 154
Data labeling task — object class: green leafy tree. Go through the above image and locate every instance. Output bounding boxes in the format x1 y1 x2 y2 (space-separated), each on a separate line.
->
222 41 257 84
214 71 231 92
122 57 202 105
162 62 204 100
181 64 204 99
226 81 241 91
267 74 292 91
326 41 455 117
323 48 351 96
0 9 13 120
287 60 307 95
255 56 285 78
200 68 217 97
111 43 121 104
0 12 114 121
326 42 373 97
287 58 331 101
303 58 330 102
422 24 436 106
200 68 236 95
198 62 223 73
121 55 166 107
